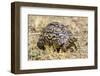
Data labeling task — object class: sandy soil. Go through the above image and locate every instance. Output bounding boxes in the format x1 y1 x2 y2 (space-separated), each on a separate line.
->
28 15 88 60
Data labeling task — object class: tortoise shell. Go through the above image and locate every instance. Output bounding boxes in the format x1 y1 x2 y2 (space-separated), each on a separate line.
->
37 22 77 52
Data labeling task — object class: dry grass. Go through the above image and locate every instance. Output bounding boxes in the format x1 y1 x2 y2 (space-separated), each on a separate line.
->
28 15 88 60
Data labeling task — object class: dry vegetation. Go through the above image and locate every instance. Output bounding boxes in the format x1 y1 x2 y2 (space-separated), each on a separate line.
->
28 15 88 60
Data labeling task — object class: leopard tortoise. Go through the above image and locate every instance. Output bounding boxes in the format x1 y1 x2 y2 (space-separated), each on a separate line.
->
37 22 77 52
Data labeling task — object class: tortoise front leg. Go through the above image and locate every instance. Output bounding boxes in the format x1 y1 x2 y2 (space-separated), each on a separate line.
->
53 47 60 53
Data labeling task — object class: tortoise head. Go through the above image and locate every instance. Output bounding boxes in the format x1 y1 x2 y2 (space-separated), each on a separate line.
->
37 37 45 50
